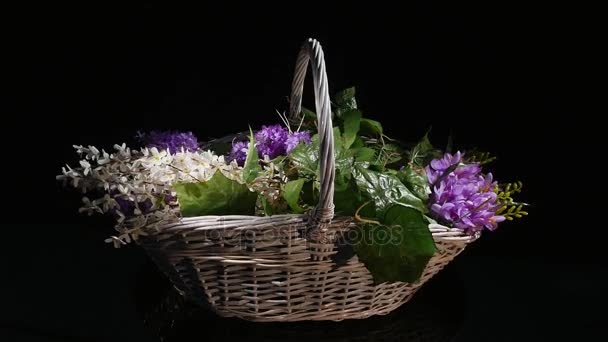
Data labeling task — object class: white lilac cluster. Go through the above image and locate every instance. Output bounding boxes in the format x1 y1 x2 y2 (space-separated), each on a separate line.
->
57 144 250 247
254 155 289 213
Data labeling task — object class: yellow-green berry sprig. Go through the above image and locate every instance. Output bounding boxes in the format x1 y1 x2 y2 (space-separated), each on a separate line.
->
496 204 529 221
467 151 497 166
495 181 524 205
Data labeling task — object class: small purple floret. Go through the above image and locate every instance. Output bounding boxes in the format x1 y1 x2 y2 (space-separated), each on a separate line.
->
229 141 249 166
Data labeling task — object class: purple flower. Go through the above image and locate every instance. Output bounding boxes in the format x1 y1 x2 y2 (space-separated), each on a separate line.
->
286 131 311 153
139 198 154 214
229 124 311 164
139 131 199 153
113 195 135 217
427 151 505 233
430 151 462 171
255 124 289 159
110 191 173 219
111 196 153 218
426 151 462 184
230 141 249 166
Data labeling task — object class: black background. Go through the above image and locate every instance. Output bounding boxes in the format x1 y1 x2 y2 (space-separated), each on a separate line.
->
4 3 602 341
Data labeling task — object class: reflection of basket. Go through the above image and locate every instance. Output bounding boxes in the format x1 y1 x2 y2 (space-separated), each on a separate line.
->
138 38 478 322
143 279 465 342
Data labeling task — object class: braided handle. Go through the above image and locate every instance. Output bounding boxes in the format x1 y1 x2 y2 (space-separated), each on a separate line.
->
289 39 336 236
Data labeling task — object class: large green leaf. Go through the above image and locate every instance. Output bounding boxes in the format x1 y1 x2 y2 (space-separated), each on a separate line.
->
332 127 355 175
300 180 317 207
283 178 306 213
333 172 362 216
354 205 436 283
332 127 343 151
351 136 365 149
342 109 362 149
260 195 273 216
353 166 426 213
360 118 383 136
174 172 257 216
289 129 354 177
397 166 431 202
334 87 357 118
353 147 376 162
242 128 261 183
289 140 319 175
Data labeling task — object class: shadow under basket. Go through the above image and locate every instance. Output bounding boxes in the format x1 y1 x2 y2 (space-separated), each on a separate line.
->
138 38 478 322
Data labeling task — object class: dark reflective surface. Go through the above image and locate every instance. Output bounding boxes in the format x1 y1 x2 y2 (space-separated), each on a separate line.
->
10 3 598 340
137 262 465 342
3 225 606 341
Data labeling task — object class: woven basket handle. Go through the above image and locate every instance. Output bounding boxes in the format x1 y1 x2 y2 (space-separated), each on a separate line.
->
289 39 336 237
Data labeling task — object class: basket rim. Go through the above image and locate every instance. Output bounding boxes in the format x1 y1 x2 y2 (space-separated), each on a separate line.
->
154 214 479 243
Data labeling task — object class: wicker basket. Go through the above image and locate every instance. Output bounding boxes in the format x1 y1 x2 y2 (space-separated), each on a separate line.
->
138 38 479 322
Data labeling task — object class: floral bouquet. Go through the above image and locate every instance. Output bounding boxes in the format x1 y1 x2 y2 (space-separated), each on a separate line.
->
57 39 527 321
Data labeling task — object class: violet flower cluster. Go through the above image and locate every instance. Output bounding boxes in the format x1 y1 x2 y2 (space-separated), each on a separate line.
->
230 124 311 165
426 152 505 233
111 190 177 220
230 141 249 166
139 131 200 152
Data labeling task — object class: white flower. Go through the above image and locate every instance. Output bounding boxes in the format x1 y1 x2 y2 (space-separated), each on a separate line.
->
89 145 100 156
142 147 172 168
117 184 129 195
114 143 127 152
79 160 91 175
97 150 111 165
173 151 190 166
59 141 288 247
100 194 116 212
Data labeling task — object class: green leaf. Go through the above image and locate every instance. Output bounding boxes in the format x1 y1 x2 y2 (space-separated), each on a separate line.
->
300 180 317 207
335 87 356 106
409 132 441 167
289 140 319 175
242 128 261 183
351 136 365 149
342 110 362 149
332 127 356 175
360 118 383 136
397 167 431 202
260 196 273 216
353 166 426 213
292 130 353 173
301 107 317 120
174 172 257 216
333 172 362 216
332 127 343 150
414 132 434 155
353 147 376 162
283 179 306 213
371 142 403 170
334 87 357 118
354 205 436 283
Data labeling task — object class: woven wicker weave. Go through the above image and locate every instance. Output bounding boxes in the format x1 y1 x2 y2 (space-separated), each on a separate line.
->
138 38 478 322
